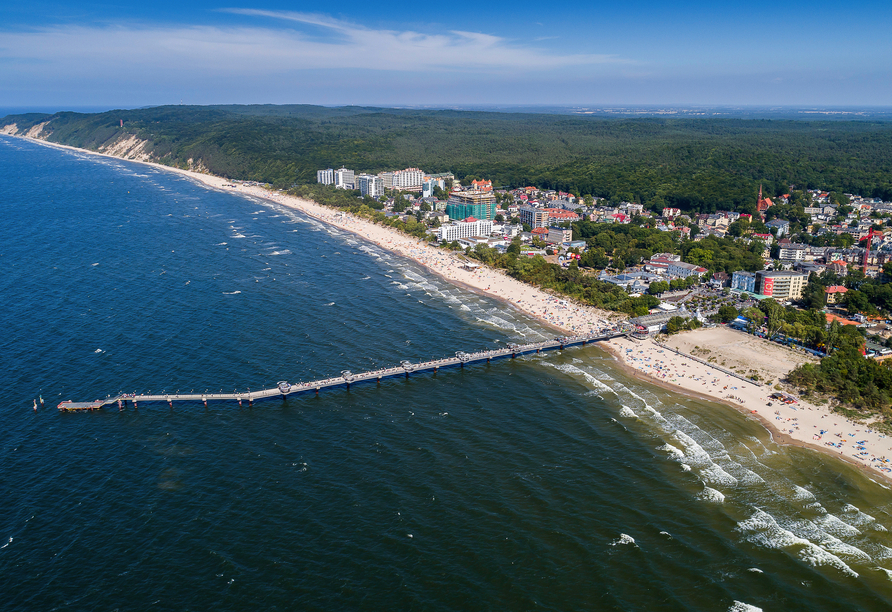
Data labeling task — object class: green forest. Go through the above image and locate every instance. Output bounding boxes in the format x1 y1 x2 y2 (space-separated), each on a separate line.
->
5 104 892 213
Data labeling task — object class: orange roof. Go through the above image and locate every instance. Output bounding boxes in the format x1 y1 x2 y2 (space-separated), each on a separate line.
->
531 227 548 234
830 260 848 266
462 216 478 222
825 285 848 294
826 313 859 325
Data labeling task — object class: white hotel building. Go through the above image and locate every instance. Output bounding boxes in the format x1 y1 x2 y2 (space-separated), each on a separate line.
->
436 217 493 242
316 168 334 185
334 167 355 190
356 174 385 198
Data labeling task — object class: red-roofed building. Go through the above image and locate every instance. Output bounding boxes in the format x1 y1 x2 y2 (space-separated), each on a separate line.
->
542 208 581 222
825 285 849 304
828 260 849 275
531 227 549 236
826 313 859 326
757 185 774 217
463 216 478 223
471 179 493 192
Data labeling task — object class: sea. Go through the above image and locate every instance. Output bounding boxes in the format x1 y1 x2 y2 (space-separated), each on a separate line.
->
2 135 892 611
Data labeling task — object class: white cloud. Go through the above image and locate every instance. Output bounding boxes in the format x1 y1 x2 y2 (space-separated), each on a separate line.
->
0 13 626 79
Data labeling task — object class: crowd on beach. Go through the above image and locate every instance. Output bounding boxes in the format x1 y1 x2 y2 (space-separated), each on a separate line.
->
608 336 892 478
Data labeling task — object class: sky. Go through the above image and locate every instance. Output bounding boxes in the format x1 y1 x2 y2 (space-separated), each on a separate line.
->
1 1 891 109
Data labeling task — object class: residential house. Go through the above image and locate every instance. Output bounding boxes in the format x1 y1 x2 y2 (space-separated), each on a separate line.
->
825 285 848 304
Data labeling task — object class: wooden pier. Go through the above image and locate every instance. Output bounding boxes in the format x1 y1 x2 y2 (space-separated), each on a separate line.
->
58 329 627 412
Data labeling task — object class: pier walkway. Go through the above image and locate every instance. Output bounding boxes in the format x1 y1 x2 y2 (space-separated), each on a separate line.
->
58 329 627 411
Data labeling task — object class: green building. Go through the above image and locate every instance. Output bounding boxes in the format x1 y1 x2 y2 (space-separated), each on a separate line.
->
446 190 498 221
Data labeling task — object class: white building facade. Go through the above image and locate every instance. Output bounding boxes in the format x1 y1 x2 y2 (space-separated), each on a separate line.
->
392 168 425 191
317 168 334 185
356 174 384 198
335 167 355 190
436 218 494 242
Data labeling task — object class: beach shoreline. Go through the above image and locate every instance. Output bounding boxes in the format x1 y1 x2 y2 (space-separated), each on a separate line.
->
603 334 892 484
7 132 892 484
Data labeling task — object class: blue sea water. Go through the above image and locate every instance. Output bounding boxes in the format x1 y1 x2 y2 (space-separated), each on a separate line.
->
2 135 892 611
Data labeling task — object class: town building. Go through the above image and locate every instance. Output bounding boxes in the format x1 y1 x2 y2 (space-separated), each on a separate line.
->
436 217 494 242
546 227 573 244
667 261 708 278
778 243 807 261
757 185 774 217
644 254 682 274
378 171 395 189
391 168 425 191
334 167 355 190
630 307 694 336
316 168 334 185
709 271 730 288
541 208 580 223
825 285 849 304
766 219 790 238
754 270 808 300
731 271 756 293
828 260 849 275
518 205 550 229
356 174 384 198
447 190 498 221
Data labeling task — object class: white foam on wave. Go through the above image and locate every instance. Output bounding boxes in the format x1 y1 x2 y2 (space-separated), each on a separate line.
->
231 232 246 238
619 406 638 419
222 291 241 295
267 250 292 256
699 464 739 488
671 431 713 468
544 362 615 394
737 510 859 578
728 602 762 612
814 514 861 538
657 443 685 462
787 517 872 562
680 464 692 472
842 503 877 527
609 534 637 547
697 486 725 503
609 379 661 412
737 469 765 486
639 405 674 431
792 485 815 501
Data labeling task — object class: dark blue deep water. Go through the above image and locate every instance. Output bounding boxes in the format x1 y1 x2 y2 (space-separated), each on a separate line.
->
3 136 892 611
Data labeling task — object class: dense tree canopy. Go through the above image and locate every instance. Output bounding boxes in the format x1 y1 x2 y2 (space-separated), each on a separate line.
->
6 105 892 208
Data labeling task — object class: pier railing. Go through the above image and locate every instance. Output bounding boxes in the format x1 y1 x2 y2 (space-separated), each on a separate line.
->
57 329 627 411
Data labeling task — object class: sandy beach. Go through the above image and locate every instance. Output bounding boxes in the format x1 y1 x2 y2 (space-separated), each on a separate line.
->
8 131 892 483
605 331 892 483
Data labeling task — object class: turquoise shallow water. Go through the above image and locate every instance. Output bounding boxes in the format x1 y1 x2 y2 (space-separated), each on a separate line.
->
2 135 892 611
